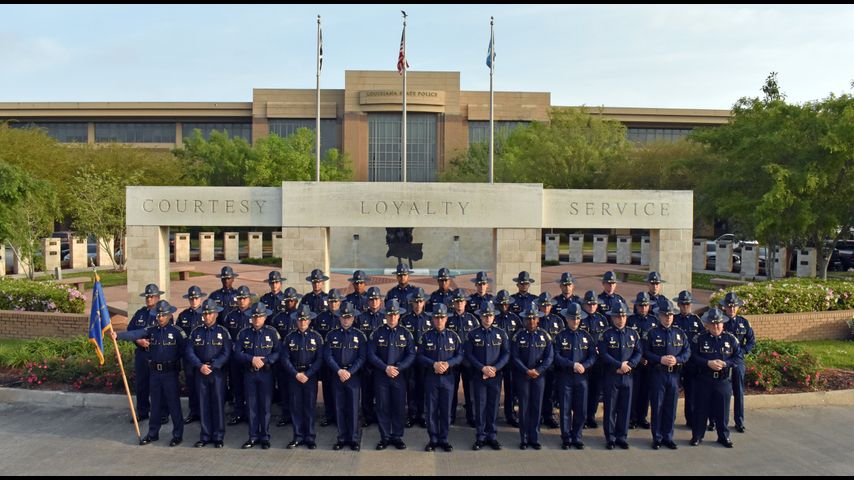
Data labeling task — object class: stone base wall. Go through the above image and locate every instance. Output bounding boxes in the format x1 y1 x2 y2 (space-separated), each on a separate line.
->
0 310 88 339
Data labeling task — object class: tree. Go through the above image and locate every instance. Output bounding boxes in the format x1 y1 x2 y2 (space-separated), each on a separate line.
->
174 130 254 186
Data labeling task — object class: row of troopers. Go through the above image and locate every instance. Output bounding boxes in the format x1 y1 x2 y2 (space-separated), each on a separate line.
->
120 265 753 451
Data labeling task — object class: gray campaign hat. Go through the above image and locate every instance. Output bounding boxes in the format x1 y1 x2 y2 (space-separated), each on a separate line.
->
561 303 588 321
719 292 745 307
451 288 468 302
495 290 515 305
408 287 428 303
154 300 177 316
395 264 412 276
282 287 300 301
216 266 239 279
233 286 252 299
701 308 729 325
384 298 407 315
602 271 618 284
536 292 557 306
513 271 535 284
306 269 330 283
433 267 453 280
337 302 359 318
582 290 599 305
291 304 317 321
633 292 652 306
477 300 498 317
182 285 206 299
432 303 450 317
653 298 677 316
521 307 545 319
366 286 383 299
674 290 694 305
249 302 273 318
557 272 576 285
139 283 165 298
326 289 345 302
471 271 492 284
646 271 663 284
266 271 284 284
348 270 370 283
200 298 223 315
606 300 630 317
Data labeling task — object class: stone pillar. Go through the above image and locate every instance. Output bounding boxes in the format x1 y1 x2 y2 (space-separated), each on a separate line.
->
249 232 263 259
69 234 88 270
199 232 215 262
494 228 542 296
42 238 61 273
96 237 114 268
126 225 170 314
272 231 283 258
715 240 733 273
568 234 583 264
593 235 608 263
650 229 692 300
616 236 632 265
224 232 239 263
281 227 330 294
545 234 560 263
0 244 5 277
13 252 31 276
741 244 759 278
797 248 817 278
640 236 650 266
693 238 706 272
174 233 190 263
773 246 788 279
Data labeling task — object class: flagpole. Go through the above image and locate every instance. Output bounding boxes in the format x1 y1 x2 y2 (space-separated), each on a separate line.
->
110 324 141 441
316 15 321 182
489 16 495 184
401 11 408 183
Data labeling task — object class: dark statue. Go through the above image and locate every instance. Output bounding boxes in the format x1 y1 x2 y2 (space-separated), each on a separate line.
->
385 228 423 268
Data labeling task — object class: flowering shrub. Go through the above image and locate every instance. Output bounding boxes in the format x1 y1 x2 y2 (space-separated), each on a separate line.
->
745 340 826 391
709 278 854 314
0 279 85 314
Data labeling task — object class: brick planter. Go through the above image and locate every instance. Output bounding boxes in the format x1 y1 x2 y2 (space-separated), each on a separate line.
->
746 310 854 341
0 310 88 339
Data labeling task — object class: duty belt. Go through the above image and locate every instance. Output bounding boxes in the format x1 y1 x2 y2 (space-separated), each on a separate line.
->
706 368 732 380
150 361 177 372
655 364 683 373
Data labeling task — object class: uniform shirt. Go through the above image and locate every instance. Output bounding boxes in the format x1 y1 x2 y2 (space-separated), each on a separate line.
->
186 323 232 371
128 306 157 351
597 327 643 372
119 323 187 365
510 328 554 375
281 329 325 378
597 292 626 314
221 308 252 341
324 327 368 374
553 328 598 373
675 313 704 342
368 324 416 372
386 284 416 308
427 289 453 313
447 311 479 344
554 294 582 313
581 311 610 342
725 315 756 355
466 293 495 316
233 325 281 368
540 312 564 339
691 331 744 375
313 310 339 343
496 311 522 339
417 329 464 370
299 291 328 315
344 292 368 313
260 291 285 313
465 326 510 373
175 307 203 337
510 292 537 315
209 287 237 309
266 309 294 341
648 293 667 308
400 311 432 345
628 312 658 339
357 309 387 340
643 325 691 367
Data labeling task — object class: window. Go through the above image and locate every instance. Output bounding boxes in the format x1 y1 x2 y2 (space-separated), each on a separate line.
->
268 119 340 155
368 112 437 182
468 120 529 145
95 123 176 143
626 127 693 144
182 122 251 142
9 122 88 143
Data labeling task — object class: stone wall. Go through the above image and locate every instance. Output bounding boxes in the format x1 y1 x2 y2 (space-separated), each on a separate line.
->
747 310 853 341
494 228 541 295
0 310 88 339
281 227 330 294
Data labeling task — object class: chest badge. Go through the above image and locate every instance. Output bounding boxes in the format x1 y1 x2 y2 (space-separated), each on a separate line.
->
265 336 271 342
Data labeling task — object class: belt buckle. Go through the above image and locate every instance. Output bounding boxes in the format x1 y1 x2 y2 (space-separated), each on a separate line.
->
156 364 163 372
713 371 720 379
667 366 673 373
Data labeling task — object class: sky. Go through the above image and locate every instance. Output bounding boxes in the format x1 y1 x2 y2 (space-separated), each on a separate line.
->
2 4 853 109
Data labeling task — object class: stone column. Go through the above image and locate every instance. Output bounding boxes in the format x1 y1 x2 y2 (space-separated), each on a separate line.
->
0 244 5 277
13 252 31 276
126 226 170 314
69 234 88 270
693 238 706 272
640 236 650 266
272 231 283 258
568 234 583 263
650 228 692 300
796 248 817 278
715 240 733 273
96 237 115 268
224 232 239 263
494 228 542 296
545 234 560 263
174 233 190 263
740 244 759 278
199 232 215 262
593 235 608 263
42 238 61 273
773 246 788 279
249 232 263 259
616 236 632 265
281 227 330 294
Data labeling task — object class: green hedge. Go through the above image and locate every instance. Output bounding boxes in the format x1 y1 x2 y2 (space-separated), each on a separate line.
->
240 257 282 266
708 278 854 314
0 279 86 314
745 339 825 391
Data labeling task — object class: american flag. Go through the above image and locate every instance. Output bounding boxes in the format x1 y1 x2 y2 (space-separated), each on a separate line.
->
397 28 409 74
318 25 323 73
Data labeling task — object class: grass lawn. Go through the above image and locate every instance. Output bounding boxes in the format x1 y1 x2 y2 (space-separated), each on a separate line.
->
627 272 717 291
796 340 854 370
78 270 205 289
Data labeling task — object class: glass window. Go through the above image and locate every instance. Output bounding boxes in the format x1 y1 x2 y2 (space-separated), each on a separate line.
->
468 120 529 145
368 112 437 182
182 122 251 142
626 127 692 144
9 122 88 143
268 118 340 155
95 123 176 143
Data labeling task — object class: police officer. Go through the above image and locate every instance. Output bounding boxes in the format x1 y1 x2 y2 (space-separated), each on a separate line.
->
300 269 330 314
386 264 416 307
628 291 657 430
466 300 510 451
554 303 597 450
418 304 464 452
645 271 666 306
185 299 232 448
324 302 368 451
268 288 299 427
644 299 690 450
495 290 521 427
234 302 281 450
358 286 386 427
597 271 626 315
599 300 642 450
222 286 253 426
428 267 454 313
315 289 345 427
510 271 537 315
369 299 416 450
345 270 370 312
401 288 432 428
511 307 554 450
282 305 324 450
209 266 239 310
536 292 563 429
467 272 494 316
690 308 743 448
448 288 479 427
176 286 205 425
673 291 703 429
260 271 285 314
128 284 163 423
721 292 754 433
580 290 609 429
115 300 186 447
554 273 581 313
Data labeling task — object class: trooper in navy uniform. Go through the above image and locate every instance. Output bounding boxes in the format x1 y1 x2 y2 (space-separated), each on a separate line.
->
690 308 743 448
222 286 253 426
281 305 324 450
315 289 344 427
494 290 521 427
467 272 494 317
510 271 537 315
428 267 454 313
536 292 563 429
721 292 755 434
185 299 232 448
386 264 416 308
580 290 609 429
554 303 598 450
628 291 657 430
115 300 187 447
176 286 205 425
234 302 281 450
260 271 285 314
345 270 370 313
358 286 386 427
418 304 464 452
466 300 509 451
448 288 479 427
597 271 626 315
511 307 554 450
598 300 642 450
554 273 581 313
401 288 432 428
644 299 690 450
645 272 666 307
324 302 368 451
268 288 298 427
369 299 416 450
673 291 703 429
209 266 239 310
300 269 330 314
128 283 163 423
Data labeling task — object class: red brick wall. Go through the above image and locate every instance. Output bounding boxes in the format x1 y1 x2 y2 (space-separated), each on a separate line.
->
746 310 854 341
0 310 88 339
